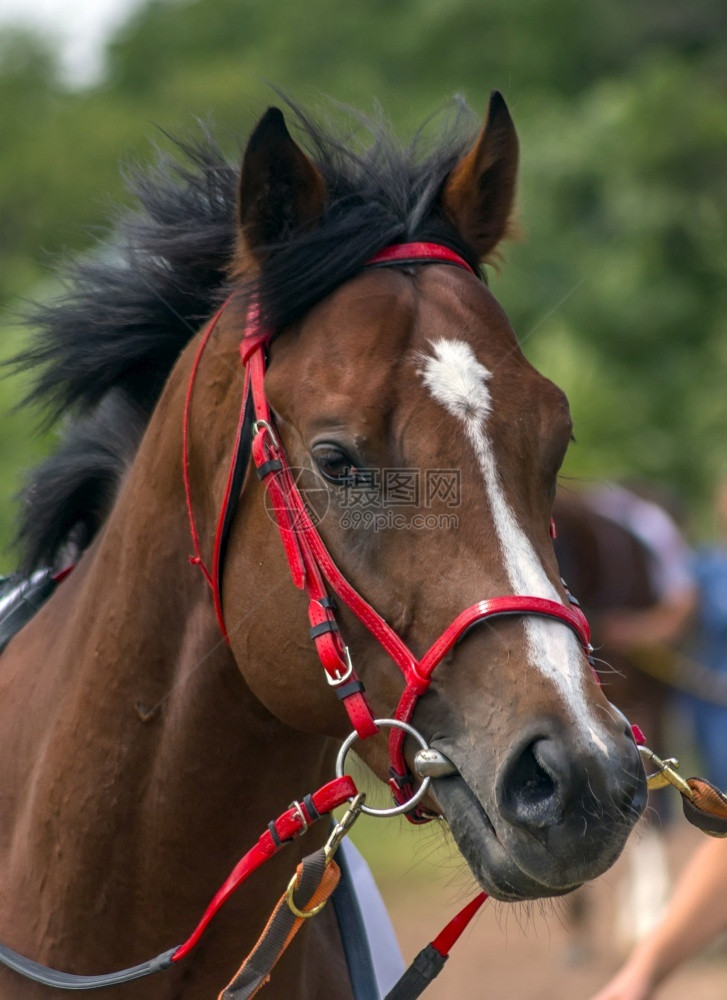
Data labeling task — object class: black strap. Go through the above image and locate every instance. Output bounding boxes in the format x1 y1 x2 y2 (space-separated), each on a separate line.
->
214 388 255 608
331 845 379 1000
310 620 340 640
0 942 176 991
303 794 320 821
256 459 283 480
334 679 366 701
384 944 447 1000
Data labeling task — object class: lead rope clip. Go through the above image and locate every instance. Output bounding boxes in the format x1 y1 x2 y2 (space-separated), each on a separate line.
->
638 744 695 800
284 792 366 920
323 792 367 866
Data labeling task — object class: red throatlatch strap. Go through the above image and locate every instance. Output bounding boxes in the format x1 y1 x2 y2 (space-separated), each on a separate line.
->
210 366 255 640
183 300 234 591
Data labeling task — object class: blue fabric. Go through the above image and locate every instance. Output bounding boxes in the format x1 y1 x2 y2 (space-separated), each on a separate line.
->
685 547 727 788
693 547 727 670
335 839 405 999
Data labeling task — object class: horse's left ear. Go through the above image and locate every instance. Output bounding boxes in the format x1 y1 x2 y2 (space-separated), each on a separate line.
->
238 107 326 259
441 91 519 261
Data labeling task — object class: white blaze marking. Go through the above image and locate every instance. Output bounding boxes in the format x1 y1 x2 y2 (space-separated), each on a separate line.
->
419 338 607 748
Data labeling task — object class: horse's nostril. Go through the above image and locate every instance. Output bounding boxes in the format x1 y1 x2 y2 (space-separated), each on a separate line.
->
497 729 647 839
498 738 564 830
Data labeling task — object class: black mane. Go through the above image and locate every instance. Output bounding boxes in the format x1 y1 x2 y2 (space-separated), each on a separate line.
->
9 98 480 572
253 101 481 331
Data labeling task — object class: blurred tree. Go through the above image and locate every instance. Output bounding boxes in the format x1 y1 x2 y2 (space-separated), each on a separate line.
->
0 30 60 298
496 54 727 505
0 0 725 567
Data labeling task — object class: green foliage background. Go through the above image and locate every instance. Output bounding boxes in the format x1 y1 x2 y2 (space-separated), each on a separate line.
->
1 0 725 569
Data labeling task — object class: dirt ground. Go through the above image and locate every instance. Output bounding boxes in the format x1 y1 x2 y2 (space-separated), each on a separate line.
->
360 820 727 1000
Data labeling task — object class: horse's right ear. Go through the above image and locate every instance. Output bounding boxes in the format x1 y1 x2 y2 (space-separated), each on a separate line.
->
238 107 326 262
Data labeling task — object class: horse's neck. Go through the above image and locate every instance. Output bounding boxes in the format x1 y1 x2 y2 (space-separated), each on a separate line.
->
0 346 344 996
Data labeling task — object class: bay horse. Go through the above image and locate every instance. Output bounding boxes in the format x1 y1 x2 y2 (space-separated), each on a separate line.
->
0 92 646 999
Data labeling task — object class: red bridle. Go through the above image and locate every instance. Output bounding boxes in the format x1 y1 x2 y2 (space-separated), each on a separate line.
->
184 242 592 821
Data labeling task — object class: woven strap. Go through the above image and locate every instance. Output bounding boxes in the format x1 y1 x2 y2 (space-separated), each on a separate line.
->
219 851 340 1000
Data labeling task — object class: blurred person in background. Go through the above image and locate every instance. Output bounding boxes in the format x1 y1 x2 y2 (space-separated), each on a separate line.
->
590 481 727 999
588 481 696 652
577 483 697 950
588 836 727 1000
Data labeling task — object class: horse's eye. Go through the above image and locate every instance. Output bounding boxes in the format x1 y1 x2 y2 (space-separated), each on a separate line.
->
312 444 357 485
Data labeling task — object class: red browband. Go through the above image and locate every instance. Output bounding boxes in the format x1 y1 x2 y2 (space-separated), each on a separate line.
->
184 242 593 821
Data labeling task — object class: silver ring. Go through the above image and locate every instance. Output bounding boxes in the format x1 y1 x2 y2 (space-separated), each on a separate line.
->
335 719 432 818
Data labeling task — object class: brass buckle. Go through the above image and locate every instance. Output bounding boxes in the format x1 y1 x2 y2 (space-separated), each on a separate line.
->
638 745 695 801
284 793 366 919
323 792 367 865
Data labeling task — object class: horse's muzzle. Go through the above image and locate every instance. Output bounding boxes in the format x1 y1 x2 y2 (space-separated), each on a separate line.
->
428 718 647 901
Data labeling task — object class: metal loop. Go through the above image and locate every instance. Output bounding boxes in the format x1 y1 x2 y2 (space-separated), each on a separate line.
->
287 800 308 835
638 744 694 800
253 419 280 451
285 873 328 919
335 719 432 818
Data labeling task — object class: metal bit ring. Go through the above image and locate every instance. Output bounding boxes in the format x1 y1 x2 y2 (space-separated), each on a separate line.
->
335 719 431 818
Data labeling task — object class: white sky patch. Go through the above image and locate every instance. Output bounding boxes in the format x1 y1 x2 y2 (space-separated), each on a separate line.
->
0 0 146 86
419 338 608 749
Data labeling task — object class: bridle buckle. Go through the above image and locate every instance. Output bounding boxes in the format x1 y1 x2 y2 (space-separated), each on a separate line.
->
287 800 309 834
325 645 354 686
253 418 280 452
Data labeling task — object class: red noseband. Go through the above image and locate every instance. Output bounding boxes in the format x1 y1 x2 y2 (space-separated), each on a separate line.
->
184 242 592 822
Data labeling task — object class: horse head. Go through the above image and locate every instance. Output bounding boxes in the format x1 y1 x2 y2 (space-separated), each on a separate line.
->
183 93 646 903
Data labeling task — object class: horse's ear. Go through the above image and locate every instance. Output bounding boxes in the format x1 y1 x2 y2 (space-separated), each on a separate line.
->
238 107 326 259
441 91 519 261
